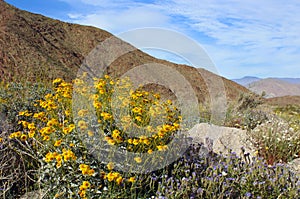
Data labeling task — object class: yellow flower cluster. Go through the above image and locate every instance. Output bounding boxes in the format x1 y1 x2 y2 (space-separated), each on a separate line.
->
78 180 91 198
45 149 76 168
8 75 181 198
100 112 113 120
18 110 32 117
45 152 63 168
79 164 95 176
105 172 123 185
78 120 88 130
63 124 75 134
53 78 73 99
62 148 77 161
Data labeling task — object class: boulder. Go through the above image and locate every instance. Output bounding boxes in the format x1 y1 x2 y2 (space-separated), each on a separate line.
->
187 123 255 158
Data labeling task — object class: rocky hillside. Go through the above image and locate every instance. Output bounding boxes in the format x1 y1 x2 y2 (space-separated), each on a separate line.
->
0 0 250 104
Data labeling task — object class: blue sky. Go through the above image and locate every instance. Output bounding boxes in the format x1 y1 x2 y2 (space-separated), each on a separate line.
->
5 0 300 79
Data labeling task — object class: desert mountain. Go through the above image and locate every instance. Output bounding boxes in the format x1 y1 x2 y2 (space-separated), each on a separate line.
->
232 76 261 86
0 0 250 104
247 78 300 98
233 76 300 98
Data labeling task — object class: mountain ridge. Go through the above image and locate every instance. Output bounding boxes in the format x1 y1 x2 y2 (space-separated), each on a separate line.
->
233 76 300 98
0 0 250 104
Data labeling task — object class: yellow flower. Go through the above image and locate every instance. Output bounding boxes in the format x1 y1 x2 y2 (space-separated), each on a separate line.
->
148 149 153 154
55 154 62 162
140 136 150 145
40 126 54 135
106 172 115 182
47 118 58 127
162 124 172 132
265 146 269 150
166 99 172 105
88 169 95 176
78 109 88 117
106 172 120 182
127 138 133 144
82 181 90 188
20 134 27 142
128 177 136 183
112 129 120 138
65 110 70 117
9 131 21 139
45 152 55 162
19 121 29 128
107 162 114 170
18 111 26 116
87 130 94 137
116 176 123 185
78 120 88 130
105 136 115 145
133 139 139 145
112 130 123 143
33 112 45 120
54 192 64 198
173 122 180 130
134 157 142 163
79 164 94 175
79 181 90 192
74 78 85 85
54 139 62 147
53 78 63 85
0 137 3 142
62 149 76 161
63 124 75 134
93 101 102 109
132 107 143 114
79 164 89 170
99 89 105 95
146 125 154 133
157 145 168 151
101 112 112 120
43 135 50 141
28 130 35 138
28 122 36 130
135 116 142 122
78 190 86 198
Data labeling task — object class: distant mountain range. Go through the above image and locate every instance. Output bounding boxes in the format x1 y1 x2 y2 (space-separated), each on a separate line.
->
232 77 300 98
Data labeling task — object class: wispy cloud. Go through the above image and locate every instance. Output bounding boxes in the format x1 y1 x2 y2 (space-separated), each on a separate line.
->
70 7 170 32
58 0 300 78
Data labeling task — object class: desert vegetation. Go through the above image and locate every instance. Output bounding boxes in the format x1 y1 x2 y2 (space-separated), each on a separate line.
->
0 75 300 199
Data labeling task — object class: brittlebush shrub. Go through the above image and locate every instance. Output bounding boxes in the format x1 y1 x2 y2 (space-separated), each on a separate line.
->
8 74 181 198
0 82 50 198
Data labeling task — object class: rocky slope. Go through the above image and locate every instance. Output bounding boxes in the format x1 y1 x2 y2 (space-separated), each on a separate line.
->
0 0 250 104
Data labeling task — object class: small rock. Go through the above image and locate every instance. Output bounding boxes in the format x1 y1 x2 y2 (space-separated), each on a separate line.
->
287 158 300 176
19 189 46 199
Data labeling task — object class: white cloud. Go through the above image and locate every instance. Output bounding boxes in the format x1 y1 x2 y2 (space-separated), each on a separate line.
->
59 0 300 78
69 5 170 33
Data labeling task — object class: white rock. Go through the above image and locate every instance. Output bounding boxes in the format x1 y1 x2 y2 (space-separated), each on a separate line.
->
187 123 255 157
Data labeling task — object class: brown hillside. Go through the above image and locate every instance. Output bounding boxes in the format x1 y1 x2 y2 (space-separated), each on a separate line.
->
247 78 300 98
264 96 300 106
0 0 250 104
